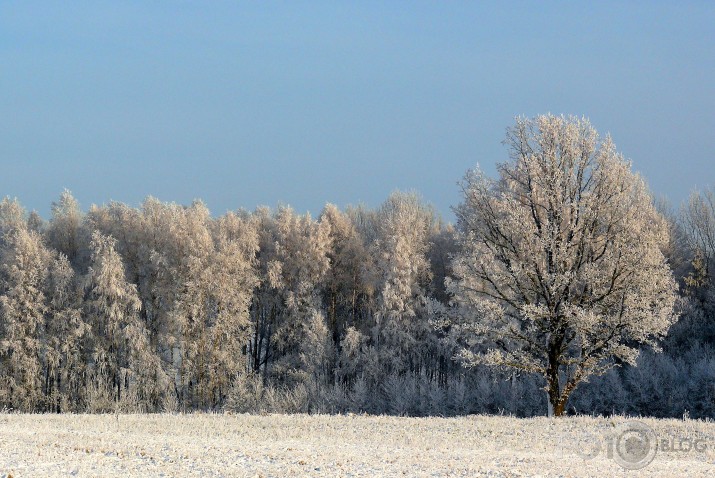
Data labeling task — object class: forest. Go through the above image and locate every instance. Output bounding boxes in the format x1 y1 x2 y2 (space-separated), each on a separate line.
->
0 116 713 418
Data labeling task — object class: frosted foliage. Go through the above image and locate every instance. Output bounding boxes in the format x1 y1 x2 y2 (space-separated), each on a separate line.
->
269 207 332 383
682 187 715 290
369 192 435 377
44 253 87 411
375 193 432 322
683 188 715 258
47 189 83 265
158 202 259 409
198 212 259 402
0 229 51 410
0 198 27 243
84 231 163 410
319 203 372 330
0 140 707 418
0 213 89 412
449 115 678 415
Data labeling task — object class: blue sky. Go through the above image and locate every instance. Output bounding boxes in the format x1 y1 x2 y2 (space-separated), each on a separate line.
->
1 2 713 220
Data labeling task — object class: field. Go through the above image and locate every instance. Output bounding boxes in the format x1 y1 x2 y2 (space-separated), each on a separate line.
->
1 413 714 477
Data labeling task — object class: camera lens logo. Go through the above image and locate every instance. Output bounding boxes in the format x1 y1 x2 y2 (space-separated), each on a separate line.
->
612 421 657 470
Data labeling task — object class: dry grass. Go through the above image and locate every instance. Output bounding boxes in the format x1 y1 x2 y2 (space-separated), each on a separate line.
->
0 412 713 477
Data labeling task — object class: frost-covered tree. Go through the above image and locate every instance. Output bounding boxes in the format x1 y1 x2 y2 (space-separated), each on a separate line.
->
448 115 678 416
0 228 51 410
681 188 715 295
682 187 715 273
43 253 87 412
320 204 366 342
153 200 216 409
371 192 434 378
428 220 458 305
269 207 332 386
198 210 259 406
0 205 87 412
27 211 45 235
677 187 715 346
0 198 28 245
246 207 282 379
83 231 163 410
47 190 85 268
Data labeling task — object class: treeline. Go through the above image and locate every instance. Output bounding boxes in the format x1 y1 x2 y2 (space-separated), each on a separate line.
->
0 188 713 417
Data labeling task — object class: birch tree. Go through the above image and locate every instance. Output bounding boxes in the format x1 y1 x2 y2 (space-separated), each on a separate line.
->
246 207 282 379
448 115 678 416
682 187 715 285
269 207 332 386
0 228 51 410
319 204 372 373
201 211 259 405
83 231 162 410
371 192 434 377
0 198 27 246
680 187 715 344
47 190 84 268
44 253 87 411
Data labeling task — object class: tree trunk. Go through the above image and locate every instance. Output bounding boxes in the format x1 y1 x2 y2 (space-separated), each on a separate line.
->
547 389 568 416
547 377 570 417
547 342 561 416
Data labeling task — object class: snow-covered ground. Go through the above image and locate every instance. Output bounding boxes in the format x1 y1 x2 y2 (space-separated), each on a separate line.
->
0 413 713 477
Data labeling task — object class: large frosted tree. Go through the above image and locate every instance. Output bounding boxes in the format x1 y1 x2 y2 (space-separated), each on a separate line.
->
448 115 678 416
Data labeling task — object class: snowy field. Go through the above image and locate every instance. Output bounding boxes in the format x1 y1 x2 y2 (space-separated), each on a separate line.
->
1 413 714 477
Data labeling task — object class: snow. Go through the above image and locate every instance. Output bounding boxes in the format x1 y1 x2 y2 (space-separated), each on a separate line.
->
0 413 713 477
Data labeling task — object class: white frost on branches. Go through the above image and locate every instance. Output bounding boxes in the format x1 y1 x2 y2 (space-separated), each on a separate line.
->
447 115 678 415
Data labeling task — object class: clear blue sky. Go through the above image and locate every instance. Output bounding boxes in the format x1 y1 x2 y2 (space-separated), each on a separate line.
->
2 1 713 220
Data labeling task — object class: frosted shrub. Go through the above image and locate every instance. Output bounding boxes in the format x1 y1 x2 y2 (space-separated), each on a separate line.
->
349 376 371 413
225 373 265 413
383 373 418 416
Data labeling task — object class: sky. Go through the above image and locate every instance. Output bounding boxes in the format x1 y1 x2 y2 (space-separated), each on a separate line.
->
1 1 713 220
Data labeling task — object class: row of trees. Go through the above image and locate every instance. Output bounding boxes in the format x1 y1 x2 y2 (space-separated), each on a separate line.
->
0 115 713 416
0 187 459 413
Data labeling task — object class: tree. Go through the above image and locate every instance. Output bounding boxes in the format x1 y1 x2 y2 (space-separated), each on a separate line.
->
682 187 715 275
268 206 332 386
319 204 370 348
150 200 215 409
0 205 87 412
198 210 259 406
0 228 52 410
83 231 162 410
371 192 434 377
47 190 85 268
447 115 678 416
44 253 87 412
679 187 715 345
0 198 27 245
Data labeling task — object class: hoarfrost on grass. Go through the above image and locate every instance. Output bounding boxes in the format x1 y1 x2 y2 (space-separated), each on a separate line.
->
1 413 714 477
